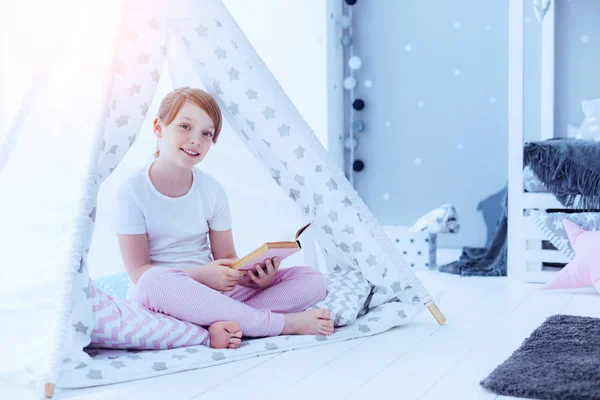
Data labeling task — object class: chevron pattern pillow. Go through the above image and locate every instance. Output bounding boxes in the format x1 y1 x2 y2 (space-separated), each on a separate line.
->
87 281 209 350
310 266 372 327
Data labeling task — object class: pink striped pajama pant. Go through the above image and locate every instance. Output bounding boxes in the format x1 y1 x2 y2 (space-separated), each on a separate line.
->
133 266 327 338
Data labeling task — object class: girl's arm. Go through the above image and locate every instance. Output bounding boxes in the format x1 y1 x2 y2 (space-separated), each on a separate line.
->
117 233 153 284
209 228 238 260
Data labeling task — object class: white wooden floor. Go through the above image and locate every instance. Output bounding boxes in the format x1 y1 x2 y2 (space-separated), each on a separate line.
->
4 249 600 400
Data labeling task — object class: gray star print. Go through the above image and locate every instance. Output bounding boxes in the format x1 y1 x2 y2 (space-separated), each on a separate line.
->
342 197 352 207
216 20 223 27
151 70 160 83
278 124 291 136
89 207 96 222
246 120 255 130
398 310 407 318
137 53 150 64
140 102 149 116
343 225 354 235
127 84 141 96
115 115 129 127
212 80 222 95
228 68 240 81
106 145 118 155
214 47 227 59
289 188 300 201
328 211 338 222
336 242 350 252
295 175 305 185
172 354 186 360
126 354 141 360
228 101 239 115
82 283 92 299
322 225 333 235
241 130 249 140
212 352 225 361
75 362 87 369
262 107 276 120
366 255 377 267
184 348 198 353
263 140 271 148
110 361 125 369
195 24 208 37
391 282 402 293
152 362 167 371
281 160 288 169
326 178 338 191
73 321 89 334
352 241 363 252
86 369 103 380
128 134 136 148
316 165 323 172
147 17 160 30
313 194 324 205
359 325 371 333
265 343 278 350
196 59 206 69
246 89 258 100
294 146 305 159
412 295 420 303
181 37 190 49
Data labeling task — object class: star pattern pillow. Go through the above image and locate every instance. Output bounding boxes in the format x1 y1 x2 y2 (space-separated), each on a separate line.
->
531 210 600 260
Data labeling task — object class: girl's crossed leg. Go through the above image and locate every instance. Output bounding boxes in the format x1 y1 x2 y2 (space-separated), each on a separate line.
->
133 266 332 347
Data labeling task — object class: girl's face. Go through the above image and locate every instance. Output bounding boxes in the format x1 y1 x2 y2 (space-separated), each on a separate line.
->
154 102 216 168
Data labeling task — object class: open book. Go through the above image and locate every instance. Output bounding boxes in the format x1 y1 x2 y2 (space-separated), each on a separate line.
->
230 222 312 270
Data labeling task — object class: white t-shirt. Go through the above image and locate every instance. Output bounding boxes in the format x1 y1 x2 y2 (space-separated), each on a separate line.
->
115 161 232 300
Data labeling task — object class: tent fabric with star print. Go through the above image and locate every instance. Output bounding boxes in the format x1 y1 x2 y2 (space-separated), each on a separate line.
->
0 0 442 397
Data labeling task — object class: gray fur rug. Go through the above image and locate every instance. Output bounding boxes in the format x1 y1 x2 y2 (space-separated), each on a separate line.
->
480 314 600 400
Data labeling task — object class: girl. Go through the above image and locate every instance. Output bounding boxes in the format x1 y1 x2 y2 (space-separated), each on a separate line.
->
116 87 334 350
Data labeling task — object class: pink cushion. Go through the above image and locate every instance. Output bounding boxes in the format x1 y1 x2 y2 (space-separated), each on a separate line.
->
541 218 600 293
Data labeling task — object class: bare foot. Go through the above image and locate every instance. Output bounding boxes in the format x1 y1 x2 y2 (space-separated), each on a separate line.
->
282 309 334 336
208 321 242 349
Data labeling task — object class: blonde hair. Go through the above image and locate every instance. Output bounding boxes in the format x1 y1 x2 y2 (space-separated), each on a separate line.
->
154 87 222 157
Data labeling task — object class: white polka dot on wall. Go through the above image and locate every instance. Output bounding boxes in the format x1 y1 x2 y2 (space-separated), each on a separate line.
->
414 158 422 166
453 21 461 29
457 144 464 151
453 68 460 76
417 101 425 109
343 76 357 90
404 44 412 52
364 80 372 88
382 192 391 201
486 25 492 30
348 56 362 70
581 35 589 44
489 96 497 104
385 121 391 127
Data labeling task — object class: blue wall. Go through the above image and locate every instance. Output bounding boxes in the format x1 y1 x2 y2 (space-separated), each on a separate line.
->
342 0 600 248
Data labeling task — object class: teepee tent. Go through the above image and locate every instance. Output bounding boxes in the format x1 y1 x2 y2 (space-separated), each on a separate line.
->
0 0 444 398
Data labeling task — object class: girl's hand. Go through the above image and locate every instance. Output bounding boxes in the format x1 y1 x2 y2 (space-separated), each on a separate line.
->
245 257 280 289
193 259 246 292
